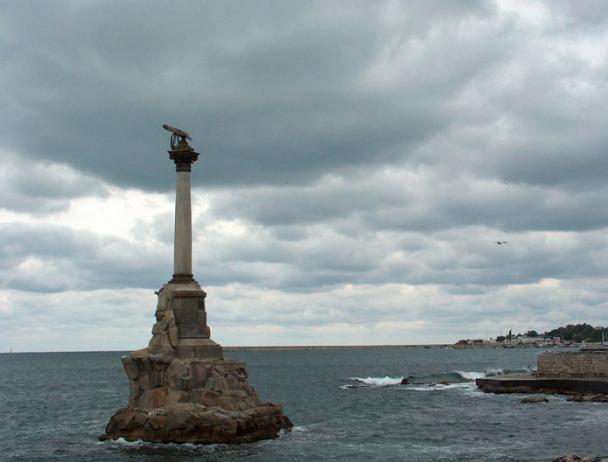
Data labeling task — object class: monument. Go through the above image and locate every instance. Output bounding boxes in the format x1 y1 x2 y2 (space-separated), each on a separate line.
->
100 126 292 443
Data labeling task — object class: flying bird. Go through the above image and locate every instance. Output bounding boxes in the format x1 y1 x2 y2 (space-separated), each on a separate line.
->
496 241 508 245
162 124 192 140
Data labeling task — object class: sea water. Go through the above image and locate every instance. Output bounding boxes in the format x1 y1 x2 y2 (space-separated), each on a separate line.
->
0 347 605 461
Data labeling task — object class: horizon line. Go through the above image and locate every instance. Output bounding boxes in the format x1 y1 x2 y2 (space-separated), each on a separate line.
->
1 343 457 354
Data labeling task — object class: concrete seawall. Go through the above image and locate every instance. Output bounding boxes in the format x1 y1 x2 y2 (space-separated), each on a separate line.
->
537 351 608 378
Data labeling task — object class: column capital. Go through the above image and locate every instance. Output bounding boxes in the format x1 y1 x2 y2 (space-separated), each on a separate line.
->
169 140 199 172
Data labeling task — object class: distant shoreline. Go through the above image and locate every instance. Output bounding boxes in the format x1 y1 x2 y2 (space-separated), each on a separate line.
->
223 344 453 351
222 343 574 351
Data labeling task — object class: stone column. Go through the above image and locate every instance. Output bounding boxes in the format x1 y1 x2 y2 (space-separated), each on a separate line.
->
99 126 292 444
169 140 199 284
174 169 192 276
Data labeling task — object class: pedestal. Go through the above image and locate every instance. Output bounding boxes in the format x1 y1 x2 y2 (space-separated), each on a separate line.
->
148 281 223 359
100 281 292 443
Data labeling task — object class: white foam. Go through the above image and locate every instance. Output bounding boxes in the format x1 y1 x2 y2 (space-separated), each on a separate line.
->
350 376 404 386
101 437 217 452
103 437 146 447
406 382 473 392
454 371 486 380
485 368 504 376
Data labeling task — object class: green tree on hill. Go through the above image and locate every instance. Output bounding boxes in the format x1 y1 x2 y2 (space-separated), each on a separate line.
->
544 323 604 343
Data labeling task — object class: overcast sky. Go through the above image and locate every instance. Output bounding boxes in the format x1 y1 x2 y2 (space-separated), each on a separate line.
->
1 0 607 351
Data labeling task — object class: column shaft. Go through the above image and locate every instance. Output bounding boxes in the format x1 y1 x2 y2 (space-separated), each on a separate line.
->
174 170 192 276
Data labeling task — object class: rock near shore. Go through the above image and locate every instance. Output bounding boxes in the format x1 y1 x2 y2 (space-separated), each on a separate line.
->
521 395 548 403
552 456 608 462
102 402 291 444
566 394 608 403
100 352 293 444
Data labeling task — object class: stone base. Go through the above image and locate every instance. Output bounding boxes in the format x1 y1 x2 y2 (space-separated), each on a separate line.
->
100 402 292 444
101 281 291 444
101 353 292 444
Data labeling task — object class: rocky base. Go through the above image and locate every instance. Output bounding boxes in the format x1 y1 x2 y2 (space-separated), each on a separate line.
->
100 281 292 444
100 402 292 444
99 353 293 444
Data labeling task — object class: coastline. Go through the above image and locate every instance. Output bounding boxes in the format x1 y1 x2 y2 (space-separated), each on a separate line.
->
221 343 555 352
223 344 452 351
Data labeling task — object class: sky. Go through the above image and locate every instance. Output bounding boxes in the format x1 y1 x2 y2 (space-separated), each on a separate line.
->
1 0 608 352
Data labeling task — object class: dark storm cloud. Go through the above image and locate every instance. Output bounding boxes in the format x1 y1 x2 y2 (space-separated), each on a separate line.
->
0 0 517 192
1 0 606 197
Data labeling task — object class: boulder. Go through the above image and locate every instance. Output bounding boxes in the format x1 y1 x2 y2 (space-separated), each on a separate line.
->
551 456 602 462
567 394 608 403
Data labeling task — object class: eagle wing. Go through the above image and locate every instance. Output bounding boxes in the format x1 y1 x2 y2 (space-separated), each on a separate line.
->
163 124 192 140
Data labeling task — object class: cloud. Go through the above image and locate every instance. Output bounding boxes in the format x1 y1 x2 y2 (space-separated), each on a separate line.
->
5 276 606 351
0 222 170 292
0 288 155 351
0 154 108 213
6 0 601 191
1 1 608 350
194 193 608 291
209 168 608 232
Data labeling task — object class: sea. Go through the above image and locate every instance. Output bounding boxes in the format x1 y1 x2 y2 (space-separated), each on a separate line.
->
0 347 606 462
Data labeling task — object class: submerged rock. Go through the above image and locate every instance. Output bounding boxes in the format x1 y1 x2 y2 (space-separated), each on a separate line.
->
521 395 549 403
551 456 606 462
567 394 608 403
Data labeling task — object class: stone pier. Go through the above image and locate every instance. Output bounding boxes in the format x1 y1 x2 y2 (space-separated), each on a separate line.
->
100 126 292 444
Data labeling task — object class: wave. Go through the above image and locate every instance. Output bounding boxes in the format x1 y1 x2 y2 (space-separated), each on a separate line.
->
486 368 504 377
454 371 487 381
406 382 473 392
342 367 532 390
453 367 530 381
350 376 405 387
340 378 483 394
100 438 216 451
